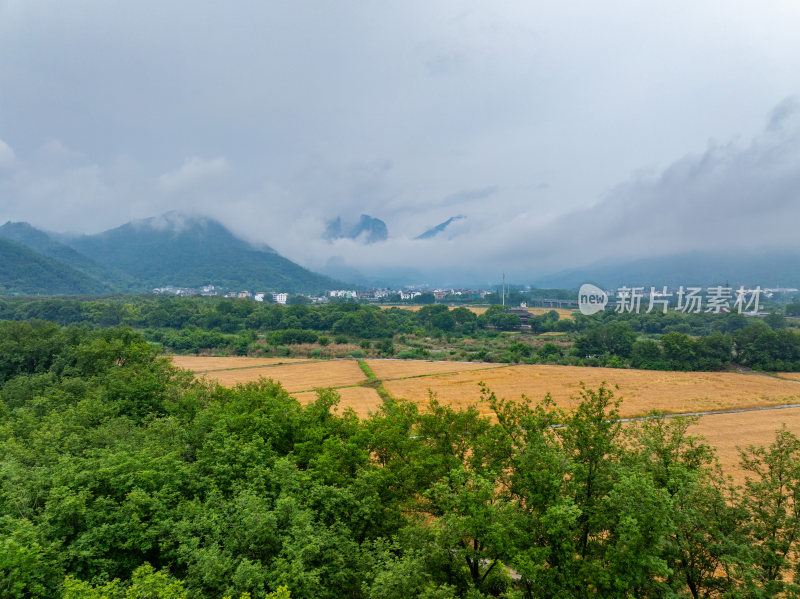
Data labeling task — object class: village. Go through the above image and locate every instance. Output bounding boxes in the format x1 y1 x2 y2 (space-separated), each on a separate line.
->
151 284 499 305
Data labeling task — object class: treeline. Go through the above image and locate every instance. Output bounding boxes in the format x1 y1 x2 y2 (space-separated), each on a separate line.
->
571 318 800 371
4 322 800 597
0 297 546 336
0 298 558 353
2 296 800 370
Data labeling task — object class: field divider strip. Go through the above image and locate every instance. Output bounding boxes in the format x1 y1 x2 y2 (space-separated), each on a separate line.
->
621 402 800 423
291 382 388 394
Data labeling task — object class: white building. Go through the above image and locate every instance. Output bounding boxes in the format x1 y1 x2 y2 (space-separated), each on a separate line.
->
400 291 422 301
328 290 358 299
273 292 288 305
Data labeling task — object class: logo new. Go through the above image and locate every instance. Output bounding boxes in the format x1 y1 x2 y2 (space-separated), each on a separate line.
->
578 283 608 315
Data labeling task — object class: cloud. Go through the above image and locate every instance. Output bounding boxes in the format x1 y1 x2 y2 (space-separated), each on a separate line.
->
767 96 800 132
0 139 16 169
440 185 499 207
39 138 84 162
156 157 230 194
1 2 799 284
0 98 797 286
236 98 800 285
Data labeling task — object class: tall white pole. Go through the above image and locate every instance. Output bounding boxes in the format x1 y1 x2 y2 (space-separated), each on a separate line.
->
502 273 505 306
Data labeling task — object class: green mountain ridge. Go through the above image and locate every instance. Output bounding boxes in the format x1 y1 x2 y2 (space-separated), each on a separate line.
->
0 213 344 295
0 221 135 292
0 236 112 295
62 212 342 293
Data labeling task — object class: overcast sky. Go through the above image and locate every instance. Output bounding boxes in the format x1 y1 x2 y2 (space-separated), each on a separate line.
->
1 1 799 283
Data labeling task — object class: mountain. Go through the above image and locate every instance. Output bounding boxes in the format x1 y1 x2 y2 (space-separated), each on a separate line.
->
415 215 465 240
63 212 342 293
0 236 112 295
533 249 800 290
324 214 388 244
0 221 134 291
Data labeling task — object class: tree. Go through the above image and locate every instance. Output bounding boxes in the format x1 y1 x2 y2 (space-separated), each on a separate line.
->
733 429 800 596
628 415 741 598
631 339 667 370
765 312 788 330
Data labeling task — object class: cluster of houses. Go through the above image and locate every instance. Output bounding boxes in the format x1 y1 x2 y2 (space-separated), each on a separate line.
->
339 288 493 302
151 285 218 297
152 285 497 305
225 291 289 304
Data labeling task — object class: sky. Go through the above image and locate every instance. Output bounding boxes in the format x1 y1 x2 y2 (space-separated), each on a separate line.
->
1 0 799 284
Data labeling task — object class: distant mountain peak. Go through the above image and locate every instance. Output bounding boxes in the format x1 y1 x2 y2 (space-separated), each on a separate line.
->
61 212 339 292
129 211 212 233
324 214 388 244
415 215 465 240
1 220 53 243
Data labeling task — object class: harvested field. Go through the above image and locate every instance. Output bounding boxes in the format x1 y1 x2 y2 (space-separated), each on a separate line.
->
176 356 800 476
777 372 800 382
293 386 383 419
196 360 366 392
170 356 310 372
526 307 575 320
381 365 800 418
690 407 800 484
365 359 500 380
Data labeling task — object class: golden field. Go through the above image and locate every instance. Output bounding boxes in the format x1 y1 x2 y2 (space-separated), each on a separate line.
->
526 307 575 320
380 364 800 418
293 386 383 417
193 359 366 393
172 356 800 474
688 408 800 483
170 356 311 372
365 359 502 380
172 357 800 418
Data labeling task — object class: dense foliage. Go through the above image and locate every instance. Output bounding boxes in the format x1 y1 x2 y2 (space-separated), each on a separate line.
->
569 310 800 370
0 238 112 295
1 296 800 370
3 322 800 597
0 217 341 295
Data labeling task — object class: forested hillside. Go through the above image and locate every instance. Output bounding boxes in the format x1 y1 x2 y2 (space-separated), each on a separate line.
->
65 213 341 293
0 237 113 295
0 214 343 294
0 221 136 292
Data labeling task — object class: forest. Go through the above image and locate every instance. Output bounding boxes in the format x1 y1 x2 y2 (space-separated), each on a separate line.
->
1 296 800 371
3 321 800 597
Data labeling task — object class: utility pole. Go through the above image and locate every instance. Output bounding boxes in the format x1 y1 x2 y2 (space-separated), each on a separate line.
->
502 273 505 307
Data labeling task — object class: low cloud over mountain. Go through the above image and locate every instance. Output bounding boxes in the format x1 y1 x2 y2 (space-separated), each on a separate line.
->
1 99 799 286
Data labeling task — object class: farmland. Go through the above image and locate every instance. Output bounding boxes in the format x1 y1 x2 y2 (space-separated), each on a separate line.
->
378 363 800 417
690 407 800 483
193 359 366 391
174 355 800 476
170 355 311 371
